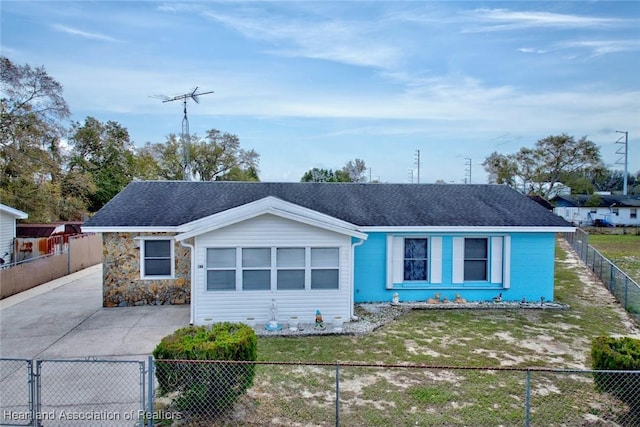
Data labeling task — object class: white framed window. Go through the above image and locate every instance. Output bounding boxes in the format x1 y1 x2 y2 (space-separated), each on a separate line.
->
311 248 339 289
140 238 174 279
386 236 442 288
205 246 340 291
631 208 637 219
612 208 619 216
464 238 488 281
206 248 236 291
242 248 271 291
277 248 305 290
404 238 429 281
452 236 510 288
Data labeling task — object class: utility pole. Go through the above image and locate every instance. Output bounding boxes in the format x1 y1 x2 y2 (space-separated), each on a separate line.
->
152 87 214 181
464 158 472 184
615 131 629 195
414 150 421 184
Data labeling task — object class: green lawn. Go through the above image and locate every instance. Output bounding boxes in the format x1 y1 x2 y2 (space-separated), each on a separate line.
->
589 234 640 284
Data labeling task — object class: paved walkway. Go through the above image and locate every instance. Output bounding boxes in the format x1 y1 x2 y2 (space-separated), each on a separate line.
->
0 265 190 361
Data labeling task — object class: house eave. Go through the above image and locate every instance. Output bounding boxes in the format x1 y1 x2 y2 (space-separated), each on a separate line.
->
0 203 28 219
360 226 576 233
81 226 178 233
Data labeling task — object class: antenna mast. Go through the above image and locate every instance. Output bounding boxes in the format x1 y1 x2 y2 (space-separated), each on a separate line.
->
153 87 214 180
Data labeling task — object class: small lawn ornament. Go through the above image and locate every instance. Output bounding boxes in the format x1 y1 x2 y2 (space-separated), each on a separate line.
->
454 294 466 304
392 292 400 305
427 293 441 304
315 309 325 330
492 293 502 303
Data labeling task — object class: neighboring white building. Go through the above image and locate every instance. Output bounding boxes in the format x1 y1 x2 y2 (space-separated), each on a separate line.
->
552 194 640 227
0 203 28 264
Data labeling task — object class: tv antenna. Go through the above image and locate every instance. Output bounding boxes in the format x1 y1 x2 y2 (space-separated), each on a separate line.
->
152 87 214 180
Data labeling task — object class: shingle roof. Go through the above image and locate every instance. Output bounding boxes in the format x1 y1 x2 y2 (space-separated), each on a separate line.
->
83 181 572 228
553 194 640 208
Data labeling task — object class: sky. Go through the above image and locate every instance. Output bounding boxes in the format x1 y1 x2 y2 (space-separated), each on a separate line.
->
1 1 639 184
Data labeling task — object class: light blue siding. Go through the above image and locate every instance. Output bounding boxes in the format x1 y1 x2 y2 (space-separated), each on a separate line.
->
353 232 556 303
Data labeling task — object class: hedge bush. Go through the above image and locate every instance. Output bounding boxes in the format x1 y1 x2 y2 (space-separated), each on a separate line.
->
153 323 257 416
591 336 640 412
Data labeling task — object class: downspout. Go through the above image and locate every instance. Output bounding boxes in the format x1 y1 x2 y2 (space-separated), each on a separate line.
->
350 238 366 321
179 239 196 325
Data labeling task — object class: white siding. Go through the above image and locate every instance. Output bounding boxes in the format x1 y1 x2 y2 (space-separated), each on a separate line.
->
193 214 352 325
0 211 16 260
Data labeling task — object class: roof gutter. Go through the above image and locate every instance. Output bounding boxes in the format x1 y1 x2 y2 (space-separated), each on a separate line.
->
179 239 196 325
350 237 366 321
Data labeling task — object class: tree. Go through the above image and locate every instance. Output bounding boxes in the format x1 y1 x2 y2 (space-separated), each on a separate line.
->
136 130 260 182
0 57 71 221
342 158 368 183
192 129 259 181
482 134 602 197
68 117 137 212
301 159 368 183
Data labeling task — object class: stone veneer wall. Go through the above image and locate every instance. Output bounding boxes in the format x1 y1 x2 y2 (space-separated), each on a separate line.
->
102 232 191 307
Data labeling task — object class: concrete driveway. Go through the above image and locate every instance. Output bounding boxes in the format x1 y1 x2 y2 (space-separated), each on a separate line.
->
0 264 190 361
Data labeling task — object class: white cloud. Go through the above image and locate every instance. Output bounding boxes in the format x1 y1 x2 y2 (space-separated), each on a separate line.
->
518 47 548 54
463 8 621 32
202 10 402 69
52 24 121 42
558 39 640 56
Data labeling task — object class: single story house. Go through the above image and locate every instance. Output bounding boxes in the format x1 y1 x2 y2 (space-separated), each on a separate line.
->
552 194 640 227
82 181 574 325
0 203 28 264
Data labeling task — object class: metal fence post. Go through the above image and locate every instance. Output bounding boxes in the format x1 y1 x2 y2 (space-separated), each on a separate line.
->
147 356 154 427
335 362 340 427
609 262 614 291
26 360 35 427
624 277 629 310
34 361 42 427
524 369 531 427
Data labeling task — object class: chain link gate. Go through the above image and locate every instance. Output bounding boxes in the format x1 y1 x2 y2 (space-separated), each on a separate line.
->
0 359 33 427
34 359 145 427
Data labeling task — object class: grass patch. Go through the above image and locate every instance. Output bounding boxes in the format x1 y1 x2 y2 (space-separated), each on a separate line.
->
589 234 640 284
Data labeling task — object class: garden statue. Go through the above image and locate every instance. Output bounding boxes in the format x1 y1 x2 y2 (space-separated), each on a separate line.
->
315 309 325 329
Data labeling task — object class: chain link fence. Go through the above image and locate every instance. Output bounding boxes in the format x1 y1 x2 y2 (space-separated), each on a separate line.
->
34 359 145 427
564 229 640 323
0 359 33 427
149 360 640 427
1 358 639 426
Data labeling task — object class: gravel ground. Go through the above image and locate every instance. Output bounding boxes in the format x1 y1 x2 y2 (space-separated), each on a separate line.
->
254 300 568 337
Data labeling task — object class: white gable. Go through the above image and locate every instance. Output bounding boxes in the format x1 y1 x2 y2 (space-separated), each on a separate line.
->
175 196 367 241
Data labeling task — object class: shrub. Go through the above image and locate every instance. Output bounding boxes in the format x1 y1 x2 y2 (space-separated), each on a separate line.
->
591 336 640 413
153 323 257 416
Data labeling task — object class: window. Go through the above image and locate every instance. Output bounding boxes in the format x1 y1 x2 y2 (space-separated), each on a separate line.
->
631 209 637 219
277 248 305 290
242 248 271 291
205 247 340 291
464 238 488 281
404 238 428 281
141 239 173 278
207 248 236 291
612 208 619 216
311 248 339 289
